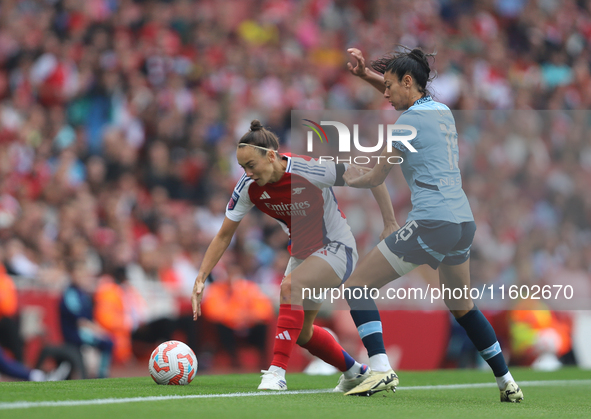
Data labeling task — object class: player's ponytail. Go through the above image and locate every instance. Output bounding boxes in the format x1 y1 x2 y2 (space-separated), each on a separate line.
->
409 49 431 74
370 46 436 96
238 120 280 156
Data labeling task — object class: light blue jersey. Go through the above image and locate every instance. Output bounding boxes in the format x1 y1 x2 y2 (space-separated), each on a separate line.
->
392 96 474 224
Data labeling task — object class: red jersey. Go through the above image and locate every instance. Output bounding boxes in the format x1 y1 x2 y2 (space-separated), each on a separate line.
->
225 155 353 259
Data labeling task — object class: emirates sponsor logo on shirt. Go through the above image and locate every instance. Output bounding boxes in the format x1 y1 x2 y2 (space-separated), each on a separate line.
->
264 201 311 216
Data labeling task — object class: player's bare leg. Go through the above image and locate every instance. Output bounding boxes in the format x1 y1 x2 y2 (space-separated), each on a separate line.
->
342 248 401 396
259 256 368 391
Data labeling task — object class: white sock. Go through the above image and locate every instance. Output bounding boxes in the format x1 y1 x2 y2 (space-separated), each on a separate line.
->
343 361 363 379
369 354 392 372
495 371 514 390
269 365 286 379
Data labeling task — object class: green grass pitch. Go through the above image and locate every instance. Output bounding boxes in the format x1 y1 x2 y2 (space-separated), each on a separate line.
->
1 367 590 419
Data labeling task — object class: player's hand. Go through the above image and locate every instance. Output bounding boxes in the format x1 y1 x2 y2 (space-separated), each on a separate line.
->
347 48 367 78
380 222 400 241
191 280 205 320
343 165 364 187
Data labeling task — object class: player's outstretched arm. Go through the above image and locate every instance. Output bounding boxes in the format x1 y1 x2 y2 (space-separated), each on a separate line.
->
370 183 399 240
191 217 240 320
349 165 399 239
343 149 398 189
347 48 386 94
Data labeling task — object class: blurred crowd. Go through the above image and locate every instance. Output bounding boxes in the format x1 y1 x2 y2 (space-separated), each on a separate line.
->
1 0 590 374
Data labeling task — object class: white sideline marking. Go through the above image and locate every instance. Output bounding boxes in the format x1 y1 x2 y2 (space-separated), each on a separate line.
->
1 379 590 410
396 379 591 391
0 390 334 410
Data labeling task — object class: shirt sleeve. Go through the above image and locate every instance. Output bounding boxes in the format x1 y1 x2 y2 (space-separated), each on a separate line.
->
225 174 254 222
291 156 345 189
390 112 421 154
392 139 409 153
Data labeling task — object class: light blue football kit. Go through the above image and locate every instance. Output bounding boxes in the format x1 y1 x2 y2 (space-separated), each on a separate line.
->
383 96 477 269
346 96 513 396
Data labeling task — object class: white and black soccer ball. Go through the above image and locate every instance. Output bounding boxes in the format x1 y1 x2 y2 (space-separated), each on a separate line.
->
149 340 198 385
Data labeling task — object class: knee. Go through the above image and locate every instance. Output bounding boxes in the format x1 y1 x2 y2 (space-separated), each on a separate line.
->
444 293 474 317
343 272 364 289
280 276 292 304
448 300 474 319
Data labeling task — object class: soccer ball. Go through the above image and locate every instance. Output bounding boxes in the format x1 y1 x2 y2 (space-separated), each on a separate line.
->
149 340 198 385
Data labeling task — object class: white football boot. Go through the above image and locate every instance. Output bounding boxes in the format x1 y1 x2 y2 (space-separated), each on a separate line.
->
333 364 371 393
500 382 524 403
258 369 288 390
344 369 399 396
